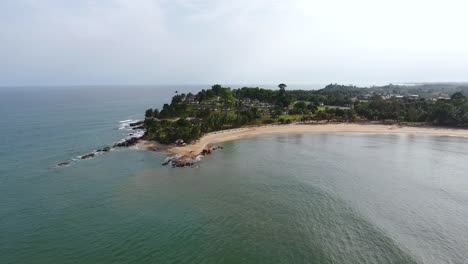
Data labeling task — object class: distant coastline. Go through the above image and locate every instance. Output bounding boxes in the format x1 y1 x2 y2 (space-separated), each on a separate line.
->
138 122 468 159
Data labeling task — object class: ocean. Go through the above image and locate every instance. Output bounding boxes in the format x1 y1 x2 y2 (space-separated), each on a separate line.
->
1 85 468 264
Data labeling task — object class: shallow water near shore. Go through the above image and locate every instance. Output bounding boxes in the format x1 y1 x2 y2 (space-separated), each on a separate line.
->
2 86 468 264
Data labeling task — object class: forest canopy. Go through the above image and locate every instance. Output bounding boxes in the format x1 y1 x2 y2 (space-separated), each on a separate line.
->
143 83 468 144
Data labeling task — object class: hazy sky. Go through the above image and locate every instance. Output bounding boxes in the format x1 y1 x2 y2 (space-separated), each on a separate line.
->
1 0 467 86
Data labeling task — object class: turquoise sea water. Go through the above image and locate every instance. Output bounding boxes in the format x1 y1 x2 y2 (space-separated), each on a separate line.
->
1 86 468 264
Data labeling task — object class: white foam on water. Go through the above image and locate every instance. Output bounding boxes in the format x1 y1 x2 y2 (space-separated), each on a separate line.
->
131 131 145 138
193 155 204 162
162 154 182 164
118 119 142 130
119 119 134 123
56 120 145 168
117 119 146 143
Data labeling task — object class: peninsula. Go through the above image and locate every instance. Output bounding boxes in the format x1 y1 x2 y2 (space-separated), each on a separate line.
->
139 83 468 167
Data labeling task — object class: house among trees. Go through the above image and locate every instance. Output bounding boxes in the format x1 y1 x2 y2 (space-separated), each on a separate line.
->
186 117 203 124
328 106 352 110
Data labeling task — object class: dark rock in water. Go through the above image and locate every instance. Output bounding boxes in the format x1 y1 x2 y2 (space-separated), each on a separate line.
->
57 161 70 166
200 149 212 155
81 153 95 159
206 146 223 152
102 146 111 152
113 136 141 148
96 146 111 152
129 121 144 127
172 160 193 168
164 155 196 168
132 125 145 130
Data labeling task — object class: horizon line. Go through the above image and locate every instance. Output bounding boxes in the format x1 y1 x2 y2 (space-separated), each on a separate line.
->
2 81 468 89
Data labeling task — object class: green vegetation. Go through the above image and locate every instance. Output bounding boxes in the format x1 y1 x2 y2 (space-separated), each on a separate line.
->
144 83 468 144
144 84 264 144
354 92 468 125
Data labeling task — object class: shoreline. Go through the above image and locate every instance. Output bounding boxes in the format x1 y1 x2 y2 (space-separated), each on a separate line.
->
138 123 468 159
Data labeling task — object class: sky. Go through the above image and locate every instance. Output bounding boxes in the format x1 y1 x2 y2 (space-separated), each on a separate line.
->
1 0 467 86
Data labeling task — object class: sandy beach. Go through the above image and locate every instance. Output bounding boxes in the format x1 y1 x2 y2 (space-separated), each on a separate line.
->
138 123 468 158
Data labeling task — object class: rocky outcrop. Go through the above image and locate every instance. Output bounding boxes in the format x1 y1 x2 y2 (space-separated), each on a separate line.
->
172 159 195 168
129 121 144 127
161 145 224 168
113 135 143 148
200 145 223 156
55 122 147 168
200 149 212 155
102 146 111 152
96 146 111 152
81 153 95 159
161 155 196 168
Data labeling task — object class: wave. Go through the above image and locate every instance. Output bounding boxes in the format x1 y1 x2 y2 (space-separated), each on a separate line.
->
119 119 134 123
53 119 145 169
118 119 142 130
193 155 203 162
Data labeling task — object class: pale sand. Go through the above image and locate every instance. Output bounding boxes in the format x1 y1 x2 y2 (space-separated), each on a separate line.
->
137 123 468 158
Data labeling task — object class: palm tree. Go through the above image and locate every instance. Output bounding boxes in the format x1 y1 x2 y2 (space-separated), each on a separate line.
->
278 83 287 89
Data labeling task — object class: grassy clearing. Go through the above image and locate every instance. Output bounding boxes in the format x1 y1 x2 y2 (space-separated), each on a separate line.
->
317 106 328 111
278 114 303 121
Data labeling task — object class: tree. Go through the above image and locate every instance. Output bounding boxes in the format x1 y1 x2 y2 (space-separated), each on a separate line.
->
159 104 173 118
145 108 153 119
278 83 287 89
276 84 291 108
307 103 318 114
270 107 282 119
447 92 468 125
290 101 307 114
430 101 455 125
219 88 235 112
407 106 418 122
212 84 222 96
451 92 465 102
153 108 160 118
301 114 313 123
